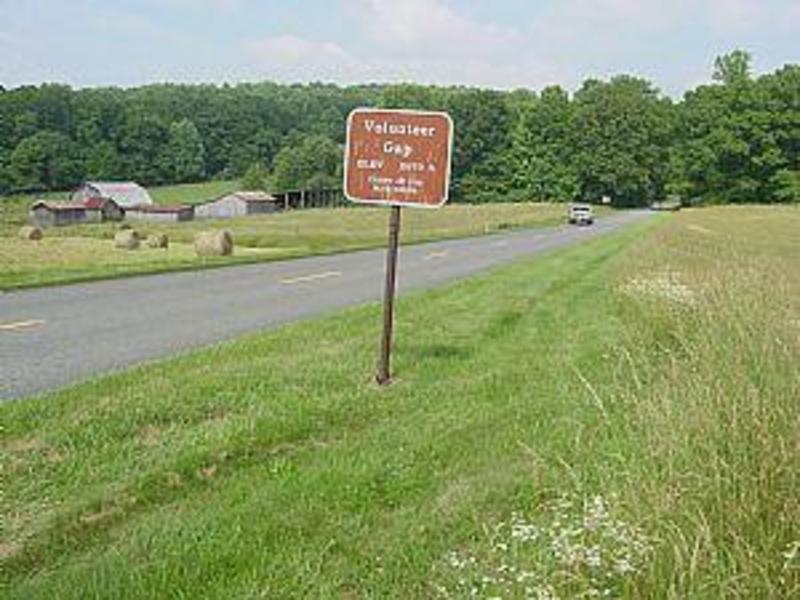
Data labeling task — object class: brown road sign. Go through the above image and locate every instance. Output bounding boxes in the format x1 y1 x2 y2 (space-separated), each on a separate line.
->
344 108 454 208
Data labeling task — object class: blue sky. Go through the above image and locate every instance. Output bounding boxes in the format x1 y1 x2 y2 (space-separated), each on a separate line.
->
1 0 797 96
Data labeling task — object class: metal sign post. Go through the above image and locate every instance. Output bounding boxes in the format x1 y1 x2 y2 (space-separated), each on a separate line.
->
343 108 453 385
376 205 402 384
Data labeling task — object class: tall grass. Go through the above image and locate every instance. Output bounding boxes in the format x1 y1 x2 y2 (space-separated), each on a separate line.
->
609 207 799 597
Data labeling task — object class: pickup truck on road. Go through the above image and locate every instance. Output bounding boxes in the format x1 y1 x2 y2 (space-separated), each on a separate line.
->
568 203 594 226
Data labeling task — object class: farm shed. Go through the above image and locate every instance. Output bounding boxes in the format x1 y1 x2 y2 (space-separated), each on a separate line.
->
195 191 278 219
83 197 125 223
272 188 344 210
71 181 153 208
125 205 195 223
29 201 87 227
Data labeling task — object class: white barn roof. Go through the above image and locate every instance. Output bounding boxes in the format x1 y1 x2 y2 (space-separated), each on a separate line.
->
83 182 153 207
198 191 275 204
230 191 276 202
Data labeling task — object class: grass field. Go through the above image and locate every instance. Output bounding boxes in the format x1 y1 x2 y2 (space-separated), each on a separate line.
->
2 206 797 598
0 202 571 290
0 238 282 290
148 180 241 205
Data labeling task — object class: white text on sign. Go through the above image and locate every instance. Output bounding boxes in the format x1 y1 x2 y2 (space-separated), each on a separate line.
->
345 109 453 207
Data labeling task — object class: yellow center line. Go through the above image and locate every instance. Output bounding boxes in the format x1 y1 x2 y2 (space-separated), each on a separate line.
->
280 271 342 285
0 319 46 332
424 250 449 260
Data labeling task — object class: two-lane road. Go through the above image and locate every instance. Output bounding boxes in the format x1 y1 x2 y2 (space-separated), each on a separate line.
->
0 211 652 400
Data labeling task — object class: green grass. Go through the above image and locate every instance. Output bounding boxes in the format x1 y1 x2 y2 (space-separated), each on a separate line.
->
0 203 573 290
0 238 282 290
0 196 30 235
2 206 797 598
148 180 240 205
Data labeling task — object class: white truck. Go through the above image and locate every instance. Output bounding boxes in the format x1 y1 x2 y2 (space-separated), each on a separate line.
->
568 203 594 226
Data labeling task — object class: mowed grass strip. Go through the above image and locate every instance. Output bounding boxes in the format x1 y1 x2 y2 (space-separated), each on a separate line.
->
0 238 282 290
0 202 570 290
2 207 798 598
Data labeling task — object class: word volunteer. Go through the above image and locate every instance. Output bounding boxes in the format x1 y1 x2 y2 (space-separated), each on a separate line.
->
363 119 438 139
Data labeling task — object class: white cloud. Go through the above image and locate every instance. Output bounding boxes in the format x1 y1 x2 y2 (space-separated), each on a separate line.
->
346 0 519 60
241 30 565 90
243 35 360 81
705 0 770 33
166 0 244 10
246 0 782 94
87 13 170 41
0 31 46 84
238 1 566 89
779 3 800 31
530 0 776 35
245 35 352 65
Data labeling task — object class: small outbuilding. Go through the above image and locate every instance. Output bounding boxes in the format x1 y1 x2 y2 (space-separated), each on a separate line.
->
71 181 153 208
83 197 125 223
195 191 278 219
125 205 195 223
29 201 88 228
29 197 125 227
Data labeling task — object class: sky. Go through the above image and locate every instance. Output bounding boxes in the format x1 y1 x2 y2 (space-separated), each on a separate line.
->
1 0 798 97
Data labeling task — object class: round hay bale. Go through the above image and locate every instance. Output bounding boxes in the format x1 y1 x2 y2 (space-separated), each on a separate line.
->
145 233 169 249
194 230 233 257
19 225 44 241
114 229 140 250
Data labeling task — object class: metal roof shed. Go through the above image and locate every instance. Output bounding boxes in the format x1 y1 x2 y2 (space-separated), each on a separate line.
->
71 181 153 208
29 201 87 227
195 191 278 219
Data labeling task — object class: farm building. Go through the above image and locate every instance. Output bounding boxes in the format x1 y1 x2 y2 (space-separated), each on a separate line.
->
83 197 125 223
71 181 153 208
29 197 125 227
125 205 195 223
29 201 88 227
272 188 345 210
195 191 278 219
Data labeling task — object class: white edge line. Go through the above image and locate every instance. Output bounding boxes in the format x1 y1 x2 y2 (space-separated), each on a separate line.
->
0 319 46 331
280 271 342 285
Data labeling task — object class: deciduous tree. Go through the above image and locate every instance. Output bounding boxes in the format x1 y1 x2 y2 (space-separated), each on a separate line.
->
272 135 341 191
163 118 206 183
10 130 80 190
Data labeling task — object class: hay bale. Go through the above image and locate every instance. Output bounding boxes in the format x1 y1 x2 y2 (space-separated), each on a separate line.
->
19 225 43 241
114 229 140 250
194 230 233 257
145 233 169 249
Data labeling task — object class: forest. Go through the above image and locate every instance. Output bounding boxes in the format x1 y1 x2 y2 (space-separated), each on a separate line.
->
0 50 797 206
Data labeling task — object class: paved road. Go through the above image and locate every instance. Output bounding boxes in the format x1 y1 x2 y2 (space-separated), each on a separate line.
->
0 211 652 400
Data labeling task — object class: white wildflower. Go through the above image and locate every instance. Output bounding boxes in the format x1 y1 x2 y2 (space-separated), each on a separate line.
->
621 272 697 306
585 546 602 568
613 557 635 575
783 540 800 571
435 493 653 600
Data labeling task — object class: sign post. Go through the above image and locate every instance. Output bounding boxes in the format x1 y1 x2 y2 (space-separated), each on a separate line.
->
377 205 401 385
344 108 453 385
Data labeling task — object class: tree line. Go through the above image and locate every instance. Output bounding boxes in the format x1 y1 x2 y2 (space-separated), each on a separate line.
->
0 50 797 205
